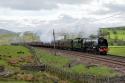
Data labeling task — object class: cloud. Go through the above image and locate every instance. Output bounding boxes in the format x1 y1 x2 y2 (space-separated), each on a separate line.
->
0 0 91 10
104 3 125 13
0 0 57 10
89 0 125 16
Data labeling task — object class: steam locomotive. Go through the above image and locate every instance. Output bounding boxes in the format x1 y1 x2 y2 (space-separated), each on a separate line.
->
42 37 108 55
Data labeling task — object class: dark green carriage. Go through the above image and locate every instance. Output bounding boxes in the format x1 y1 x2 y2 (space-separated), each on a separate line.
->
72 38 83 51
58 39 73 49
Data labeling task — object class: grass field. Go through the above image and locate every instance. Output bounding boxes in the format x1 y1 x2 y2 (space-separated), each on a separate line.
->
70 64 119 77
100 28 125 47
35 48 120 77
0 45 32 82
0 46 121 82
109 30 125 40
35 48 70 67
0 45 31 66
0 45 71 83
108 46 125 57
0 45 31 57
100 28 125 41
0 81 29 83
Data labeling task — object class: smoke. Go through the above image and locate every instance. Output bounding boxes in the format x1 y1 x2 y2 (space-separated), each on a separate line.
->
35 16 100 42
19 32 24 37
30 15 102 42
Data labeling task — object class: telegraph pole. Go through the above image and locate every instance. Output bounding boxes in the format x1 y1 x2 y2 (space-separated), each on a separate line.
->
53 29 56 55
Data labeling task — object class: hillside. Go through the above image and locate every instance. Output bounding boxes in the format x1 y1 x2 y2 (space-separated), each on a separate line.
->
0 34 17 45
99 26 125 46
0 29 15 34
0 29 40 45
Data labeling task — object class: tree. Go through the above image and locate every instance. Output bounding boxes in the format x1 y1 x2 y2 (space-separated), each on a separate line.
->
107 32 110 39
113 30 117 35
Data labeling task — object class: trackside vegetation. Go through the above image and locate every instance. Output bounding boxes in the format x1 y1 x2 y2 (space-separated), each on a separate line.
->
70 64 119 77
0 45 31 66
34 48 70 67
108 46 125 56
0 45 31 57
0 45 72 83
99 27 125 46
34 48 120 77
0 45 122 82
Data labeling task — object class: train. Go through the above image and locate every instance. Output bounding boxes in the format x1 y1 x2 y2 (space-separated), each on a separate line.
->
43 37 108 55
11 37 108 55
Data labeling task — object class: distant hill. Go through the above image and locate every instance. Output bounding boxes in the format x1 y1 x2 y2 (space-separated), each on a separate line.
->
101 26 125 30
0 29 15 34
0 29 40 45
99 26 125 46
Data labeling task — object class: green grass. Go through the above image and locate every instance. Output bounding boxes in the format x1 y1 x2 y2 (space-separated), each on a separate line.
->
35 48 70 67
0 60 7 65
0 46 71 82
70 64 87 73
0 45 31 66
0 45 33 82
70 64 120 77
108 46 125 56
0 81 29 83
100 28 125 46
110 34 125 40
35 48 120 77
0 45 31 57
88 66 119 77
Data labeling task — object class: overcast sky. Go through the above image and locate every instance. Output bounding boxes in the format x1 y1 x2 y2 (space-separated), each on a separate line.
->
0 0 125 41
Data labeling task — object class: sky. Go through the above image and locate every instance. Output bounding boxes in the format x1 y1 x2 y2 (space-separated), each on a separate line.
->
0 0 125 41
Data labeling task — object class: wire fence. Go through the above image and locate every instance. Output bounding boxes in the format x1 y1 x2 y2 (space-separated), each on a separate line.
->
44 64 125 83
23 45 125 83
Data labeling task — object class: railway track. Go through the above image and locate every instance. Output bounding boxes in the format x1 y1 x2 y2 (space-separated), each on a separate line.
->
107 54 125 62
41 47 125 74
